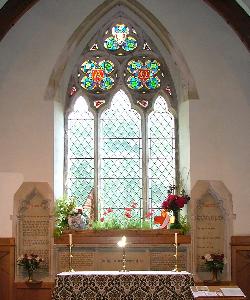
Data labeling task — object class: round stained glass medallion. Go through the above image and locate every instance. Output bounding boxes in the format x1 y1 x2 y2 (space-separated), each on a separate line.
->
122 37 137 52
145 76 160 89
81 60 97 73
100 76 115 90
127 76 143 90
81 76 96 90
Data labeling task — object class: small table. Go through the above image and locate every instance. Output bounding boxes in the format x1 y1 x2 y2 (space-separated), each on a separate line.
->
191 286 246 300
53 271 194 300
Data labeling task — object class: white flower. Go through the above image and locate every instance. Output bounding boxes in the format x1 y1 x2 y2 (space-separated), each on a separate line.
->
204 254 213 261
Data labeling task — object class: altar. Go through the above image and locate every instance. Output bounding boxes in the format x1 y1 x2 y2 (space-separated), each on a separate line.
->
52 270 194 300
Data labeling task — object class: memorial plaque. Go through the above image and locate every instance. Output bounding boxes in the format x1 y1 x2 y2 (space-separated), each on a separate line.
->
54 245 189 273
196 194 224 272
14 183 53 280
95 249 149 271
150 246 187 271
58 250 94 272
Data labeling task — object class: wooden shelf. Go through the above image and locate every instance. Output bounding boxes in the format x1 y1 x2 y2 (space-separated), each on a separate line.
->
54 229 191 245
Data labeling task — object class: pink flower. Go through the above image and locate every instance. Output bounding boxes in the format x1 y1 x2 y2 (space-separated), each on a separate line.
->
100 217 104 222
107 208 113 213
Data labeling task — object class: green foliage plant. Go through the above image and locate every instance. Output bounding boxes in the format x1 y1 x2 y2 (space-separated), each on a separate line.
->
179 215 191 235
54 196 77 237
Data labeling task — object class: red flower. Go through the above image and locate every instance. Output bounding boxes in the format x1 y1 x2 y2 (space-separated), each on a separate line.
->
145 210 154 219
125 211 132 218
175 196 186 208
125 207 132 212
107 208 113 213
100 217 104 222
131 202 137 208
162 191 190 211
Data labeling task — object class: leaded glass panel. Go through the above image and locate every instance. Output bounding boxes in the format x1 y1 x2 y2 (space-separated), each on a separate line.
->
99 90 142 217
66 97 94 204
148 96 175 212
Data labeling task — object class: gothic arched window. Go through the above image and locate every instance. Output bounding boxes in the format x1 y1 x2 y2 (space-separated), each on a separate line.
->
65 20 177 226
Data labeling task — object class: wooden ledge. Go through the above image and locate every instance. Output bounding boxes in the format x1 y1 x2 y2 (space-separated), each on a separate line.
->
15 281 54 289
0 237 15 246
54 229 191 245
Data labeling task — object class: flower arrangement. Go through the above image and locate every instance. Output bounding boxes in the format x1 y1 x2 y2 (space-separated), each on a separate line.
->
17 253 44 271
92 202 153 230
202 253 225 272
17 253 44 282
162 185 190 211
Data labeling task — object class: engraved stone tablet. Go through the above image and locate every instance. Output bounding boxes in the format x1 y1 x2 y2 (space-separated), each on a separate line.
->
196 194 224 272
14 183 53 281
54 245 189 273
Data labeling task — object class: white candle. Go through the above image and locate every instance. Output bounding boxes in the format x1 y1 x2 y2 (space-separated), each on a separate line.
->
69 233 72 245
175 232 178 244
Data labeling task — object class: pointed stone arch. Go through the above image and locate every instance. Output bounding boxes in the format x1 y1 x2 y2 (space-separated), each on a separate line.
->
44 0 199 103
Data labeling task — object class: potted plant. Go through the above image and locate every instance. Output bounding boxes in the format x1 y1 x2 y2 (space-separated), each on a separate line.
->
54 196 77 237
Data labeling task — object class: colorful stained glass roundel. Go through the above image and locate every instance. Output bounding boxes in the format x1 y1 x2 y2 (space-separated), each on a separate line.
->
126 59 161 90
104 24 137 52
80 59 116 91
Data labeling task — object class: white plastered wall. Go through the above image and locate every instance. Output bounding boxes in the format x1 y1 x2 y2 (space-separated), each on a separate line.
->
0 0 249 236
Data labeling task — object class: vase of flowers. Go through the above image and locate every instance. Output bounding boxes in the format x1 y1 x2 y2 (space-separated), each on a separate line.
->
202 253 225 283
161 185 190 229
17 253 44 283
68 208 89 230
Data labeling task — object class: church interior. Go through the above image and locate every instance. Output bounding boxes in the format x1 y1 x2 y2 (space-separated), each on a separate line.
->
0 0 250 299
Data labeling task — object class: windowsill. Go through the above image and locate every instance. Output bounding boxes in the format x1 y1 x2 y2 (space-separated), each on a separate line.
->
54 229 191 245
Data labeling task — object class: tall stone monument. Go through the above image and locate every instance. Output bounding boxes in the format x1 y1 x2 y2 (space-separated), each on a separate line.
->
13 182 53 281
190 180 233 282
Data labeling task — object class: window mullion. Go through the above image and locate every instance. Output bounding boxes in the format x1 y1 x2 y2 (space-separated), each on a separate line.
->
141 113 148 218
94 112 100 220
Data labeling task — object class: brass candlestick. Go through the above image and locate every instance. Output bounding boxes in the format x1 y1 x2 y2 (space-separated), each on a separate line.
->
117 236 128 272
68 243 75 272
172 233 179 272
121 247 128 272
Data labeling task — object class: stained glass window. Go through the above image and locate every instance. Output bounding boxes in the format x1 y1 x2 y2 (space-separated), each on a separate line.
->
65 19 178 227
